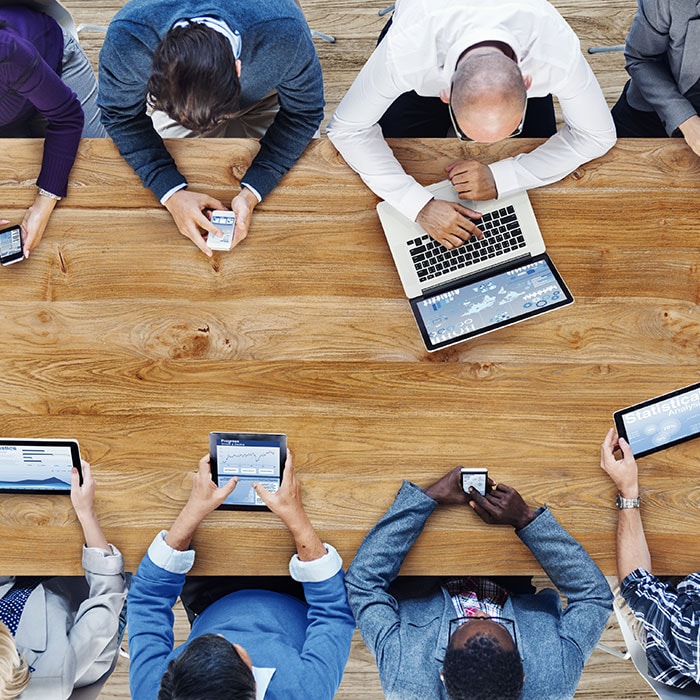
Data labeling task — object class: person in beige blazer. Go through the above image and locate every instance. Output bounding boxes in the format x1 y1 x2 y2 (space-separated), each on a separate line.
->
0 460 127 699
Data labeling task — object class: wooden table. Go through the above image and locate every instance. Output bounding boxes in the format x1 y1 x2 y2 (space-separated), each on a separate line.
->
0 137 698 576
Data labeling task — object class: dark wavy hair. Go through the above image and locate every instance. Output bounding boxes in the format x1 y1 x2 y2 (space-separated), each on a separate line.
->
147 22 241 134
158 633 256 700
442 633 524 700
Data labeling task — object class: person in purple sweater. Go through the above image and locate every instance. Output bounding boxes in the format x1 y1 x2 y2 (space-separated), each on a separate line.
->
0 3 104 258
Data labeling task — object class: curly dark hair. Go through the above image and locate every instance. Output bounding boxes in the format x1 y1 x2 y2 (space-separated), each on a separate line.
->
158 633 256 700
147 22 241 134
442 633 524 700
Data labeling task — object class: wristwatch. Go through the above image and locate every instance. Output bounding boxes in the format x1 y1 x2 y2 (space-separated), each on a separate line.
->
616 493 641 509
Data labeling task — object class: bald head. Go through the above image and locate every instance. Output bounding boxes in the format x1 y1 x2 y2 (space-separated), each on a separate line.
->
450 50 527 142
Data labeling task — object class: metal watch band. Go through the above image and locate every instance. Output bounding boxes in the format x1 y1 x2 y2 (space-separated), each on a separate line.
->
38 188 62 201
616 493 641 509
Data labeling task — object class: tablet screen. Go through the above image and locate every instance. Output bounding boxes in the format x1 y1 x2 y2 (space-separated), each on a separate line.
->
209 432 286 510
410 254 573 351
614 382 700 457
0 439 81 493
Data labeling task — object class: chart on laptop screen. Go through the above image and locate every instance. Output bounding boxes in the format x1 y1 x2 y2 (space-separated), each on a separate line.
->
416 257 568 345
215 438 282 506
0 444 73 490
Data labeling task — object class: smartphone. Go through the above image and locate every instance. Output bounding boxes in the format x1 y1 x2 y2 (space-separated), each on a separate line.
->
0 225 24 266
207 210 236 251
460 467 490 497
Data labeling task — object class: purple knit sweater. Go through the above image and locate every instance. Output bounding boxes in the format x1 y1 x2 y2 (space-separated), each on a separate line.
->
0 5 83 197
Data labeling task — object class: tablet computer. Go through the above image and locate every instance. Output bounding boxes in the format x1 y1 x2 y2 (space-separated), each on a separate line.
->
0 439 81 493
209 432 286 510
614 381 700 458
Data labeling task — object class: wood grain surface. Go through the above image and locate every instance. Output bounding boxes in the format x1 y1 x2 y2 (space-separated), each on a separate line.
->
1 136 698 578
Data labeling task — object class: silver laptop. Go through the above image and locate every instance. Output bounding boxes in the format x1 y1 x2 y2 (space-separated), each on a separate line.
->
376 181 573 351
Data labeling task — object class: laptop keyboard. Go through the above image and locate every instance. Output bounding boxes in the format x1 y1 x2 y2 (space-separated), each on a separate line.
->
407 204 526 283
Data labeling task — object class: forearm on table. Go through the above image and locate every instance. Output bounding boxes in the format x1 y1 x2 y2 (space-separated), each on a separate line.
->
492 75 615 197
165 504 203 551
346 481 436 594
616 508 652 582
288 515 327 561
77 510 110 552
99 97 184 199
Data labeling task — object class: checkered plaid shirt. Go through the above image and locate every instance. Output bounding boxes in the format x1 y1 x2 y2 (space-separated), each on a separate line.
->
621 568 700 688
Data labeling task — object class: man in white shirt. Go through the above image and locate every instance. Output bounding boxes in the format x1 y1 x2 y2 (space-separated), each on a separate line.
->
327 0 616 250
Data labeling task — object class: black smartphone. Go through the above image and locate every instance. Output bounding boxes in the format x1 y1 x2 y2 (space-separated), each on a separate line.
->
460 467 490 497
0 225 24 266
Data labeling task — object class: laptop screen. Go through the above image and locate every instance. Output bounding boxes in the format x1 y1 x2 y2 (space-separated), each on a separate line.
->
410 254 573 351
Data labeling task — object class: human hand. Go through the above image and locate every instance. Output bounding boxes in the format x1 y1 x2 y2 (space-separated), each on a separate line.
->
600 427 639 498
678 114 700 158
182 454 239 522
423 465 471 506
469 482 538 529
445 160 498 201
229 187 258 248
21 193 57 257
164 189 226 257
416 199 483 250
253 451 327 561
71 460 111 550
253 451 308 529
71 459 96 519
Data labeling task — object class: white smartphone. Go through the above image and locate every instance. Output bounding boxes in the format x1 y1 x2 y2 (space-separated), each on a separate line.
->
207 210 236 251
460 467 490 497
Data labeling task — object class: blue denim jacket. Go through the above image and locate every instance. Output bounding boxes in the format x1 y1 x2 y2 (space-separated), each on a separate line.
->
98 0 324 201
346 481 613 700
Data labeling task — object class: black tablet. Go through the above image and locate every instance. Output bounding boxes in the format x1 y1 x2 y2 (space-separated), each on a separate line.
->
614 381 700 458
209 432 286 510
0 439 82 493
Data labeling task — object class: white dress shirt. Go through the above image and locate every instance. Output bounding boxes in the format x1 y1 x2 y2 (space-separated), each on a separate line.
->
327 0 616 221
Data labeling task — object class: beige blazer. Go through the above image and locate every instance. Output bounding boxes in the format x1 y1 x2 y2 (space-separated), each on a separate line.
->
0 545 127 700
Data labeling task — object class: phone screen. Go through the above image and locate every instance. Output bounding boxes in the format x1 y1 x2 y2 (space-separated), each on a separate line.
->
207 211 235 250
0 226 23 264
461 470 488 496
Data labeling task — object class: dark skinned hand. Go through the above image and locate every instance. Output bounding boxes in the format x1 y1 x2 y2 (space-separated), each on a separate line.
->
469 482 538 530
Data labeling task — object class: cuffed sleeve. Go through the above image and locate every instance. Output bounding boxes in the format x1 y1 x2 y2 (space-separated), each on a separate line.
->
289 543 342 582
146 530 195 574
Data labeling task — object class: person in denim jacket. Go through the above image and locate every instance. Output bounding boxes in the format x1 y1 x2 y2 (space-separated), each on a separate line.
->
346 466 613 700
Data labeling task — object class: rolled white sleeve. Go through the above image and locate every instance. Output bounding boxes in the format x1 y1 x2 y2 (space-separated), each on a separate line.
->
327 40 434 221
489 55 616 197
288 543 343 582
328 2 616 208
146 530 196 574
